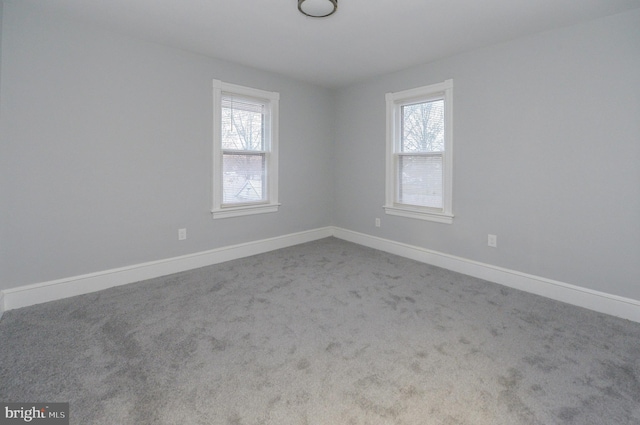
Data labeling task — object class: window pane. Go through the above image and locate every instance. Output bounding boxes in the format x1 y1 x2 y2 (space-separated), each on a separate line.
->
222 153 265 204
398 155 443 208
401 99 444 153
221 96 265 151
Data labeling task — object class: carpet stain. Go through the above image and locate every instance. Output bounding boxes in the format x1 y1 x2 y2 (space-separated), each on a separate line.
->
353 395 401 419
296 358 311 371
557 406 581 423
410 361 423 374
292 391 311 405
399 385 421 399
325 341 342 354
209 337 227 351
227 413 243 425
100 318 140 359
434 343 448 355
523 355 558 373
498 368 543 425
598 361 640 399
349 290 362 299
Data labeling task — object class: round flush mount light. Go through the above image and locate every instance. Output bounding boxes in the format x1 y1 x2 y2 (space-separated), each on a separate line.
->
298 0 338 18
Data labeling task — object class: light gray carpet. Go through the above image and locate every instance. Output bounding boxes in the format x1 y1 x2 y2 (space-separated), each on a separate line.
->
1 237 639 424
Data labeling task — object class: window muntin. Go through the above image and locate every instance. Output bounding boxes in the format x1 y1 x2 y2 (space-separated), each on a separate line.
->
385 80 453 223
212 80 279 219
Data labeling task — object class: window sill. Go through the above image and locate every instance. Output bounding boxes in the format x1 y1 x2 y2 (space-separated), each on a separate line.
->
212 203 280 219
384 205 453 224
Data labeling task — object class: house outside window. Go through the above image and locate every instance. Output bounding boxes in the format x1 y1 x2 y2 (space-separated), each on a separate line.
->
384 79 454 224
212 80 280 219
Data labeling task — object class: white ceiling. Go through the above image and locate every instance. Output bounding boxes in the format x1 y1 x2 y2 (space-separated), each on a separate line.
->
20 0 640 88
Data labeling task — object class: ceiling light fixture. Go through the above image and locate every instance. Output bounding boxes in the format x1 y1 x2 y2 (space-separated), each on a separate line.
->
298 0 337 18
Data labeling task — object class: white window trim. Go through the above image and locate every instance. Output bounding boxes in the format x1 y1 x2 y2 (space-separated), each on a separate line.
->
212 79 280 219
384 79 454 224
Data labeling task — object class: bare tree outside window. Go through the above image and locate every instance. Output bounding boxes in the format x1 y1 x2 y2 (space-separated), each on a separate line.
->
221 96 267 204
398 99 445 208
401 100 444 153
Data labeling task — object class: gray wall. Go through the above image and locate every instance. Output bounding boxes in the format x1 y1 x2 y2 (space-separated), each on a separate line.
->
333 9 640 300
2 1 639 303
0 1 3 96
0 1 4 289
0 1 334 289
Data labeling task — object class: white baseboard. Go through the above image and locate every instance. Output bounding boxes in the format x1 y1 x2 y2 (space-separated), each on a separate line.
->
2 225 639 324
332 227 640 323
1 227 333 311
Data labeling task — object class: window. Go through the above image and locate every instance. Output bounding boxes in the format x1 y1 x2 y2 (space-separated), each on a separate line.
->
384 79 453 224
212 80 280 219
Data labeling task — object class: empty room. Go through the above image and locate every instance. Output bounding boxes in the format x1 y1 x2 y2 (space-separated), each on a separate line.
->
1 0 639 424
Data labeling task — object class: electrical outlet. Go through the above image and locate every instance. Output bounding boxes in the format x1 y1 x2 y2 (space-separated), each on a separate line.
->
178 228 187 241
488 234 497 248
375 218 381 227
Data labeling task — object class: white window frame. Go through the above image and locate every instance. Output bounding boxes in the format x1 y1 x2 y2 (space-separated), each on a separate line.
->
384 79 454 224
212 79 280 219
